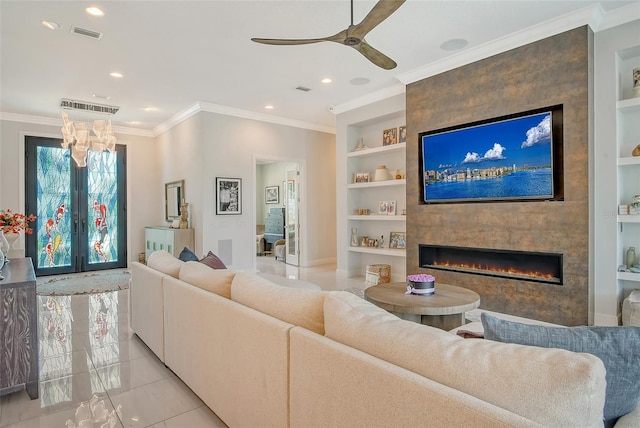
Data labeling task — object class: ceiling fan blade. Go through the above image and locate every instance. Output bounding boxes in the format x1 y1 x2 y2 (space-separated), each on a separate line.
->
251 30 346 46
350 0 406 40
352 40 397 70
251 37 328 46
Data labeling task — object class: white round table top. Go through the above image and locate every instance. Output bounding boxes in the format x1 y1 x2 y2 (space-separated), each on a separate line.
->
364 282 481 316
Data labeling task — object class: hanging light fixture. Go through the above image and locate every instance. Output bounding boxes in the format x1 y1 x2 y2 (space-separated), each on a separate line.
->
61 111 117 167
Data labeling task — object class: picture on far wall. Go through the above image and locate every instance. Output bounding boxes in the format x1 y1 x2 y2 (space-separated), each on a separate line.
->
216 177 242 215
383 127 398 146
265 185 279 204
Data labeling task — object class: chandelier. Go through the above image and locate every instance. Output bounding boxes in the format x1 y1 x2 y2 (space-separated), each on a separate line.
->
61 111 117 167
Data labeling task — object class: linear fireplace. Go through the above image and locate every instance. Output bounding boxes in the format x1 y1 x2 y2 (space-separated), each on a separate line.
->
419 244 563 285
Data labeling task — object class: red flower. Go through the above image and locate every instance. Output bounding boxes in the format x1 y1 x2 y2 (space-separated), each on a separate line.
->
0 209 37 235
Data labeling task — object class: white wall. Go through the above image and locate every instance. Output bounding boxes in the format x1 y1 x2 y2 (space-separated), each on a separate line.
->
0 119 161 265
157 111 336 269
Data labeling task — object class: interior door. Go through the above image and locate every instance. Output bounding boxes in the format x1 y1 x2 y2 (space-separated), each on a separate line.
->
24 136 127 276
285 168 299 266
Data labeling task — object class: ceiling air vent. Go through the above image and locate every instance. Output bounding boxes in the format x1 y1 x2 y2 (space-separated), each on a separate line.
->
295 86 311 92
70 26 103 40
60 99 119 115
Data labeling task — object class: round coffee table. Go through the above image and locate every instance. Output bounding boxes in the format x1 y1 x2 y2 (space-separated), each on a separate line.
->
364 282 480 330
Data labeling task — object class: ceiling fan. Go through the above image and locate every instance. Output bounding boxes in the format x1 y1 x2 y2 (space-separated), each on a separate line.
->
251 0 406 70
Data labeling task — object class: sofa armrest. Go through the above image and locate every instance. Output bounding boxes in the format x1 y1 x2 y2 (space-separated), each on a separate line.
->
130 262 166 361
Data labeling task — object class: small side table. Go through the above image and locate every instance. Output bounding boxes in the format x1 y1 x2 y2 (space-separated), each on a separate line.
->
365 282 480 330
0 257 39 399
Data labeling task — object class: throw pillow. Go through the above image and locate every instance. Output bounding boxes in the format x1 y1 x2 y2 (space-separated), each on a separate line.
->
178 247 199 262
200 251 226 269
481 312 640 425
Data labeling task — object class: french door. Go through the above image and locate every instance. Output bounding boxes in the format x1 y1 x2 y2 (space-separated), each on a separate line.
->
25 136 127 276
285 168 300 266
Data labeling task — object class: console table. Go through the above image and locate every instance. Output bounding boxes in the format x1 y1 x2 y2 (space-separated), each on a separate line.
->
0 257 39 399
365 282 480 331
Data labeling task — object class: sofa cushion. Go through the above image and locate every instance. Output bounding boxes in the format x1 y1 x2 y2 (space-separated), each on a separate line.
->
147 250 184 278
178 246 199 262
200 251 227 269
481 312 640 425
231 272 326 335
323 291 606 427
179 261 236 298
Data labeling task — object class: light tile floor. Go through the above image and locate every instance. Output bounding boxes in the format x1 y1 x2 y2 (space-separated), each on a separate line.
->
0 257 357 428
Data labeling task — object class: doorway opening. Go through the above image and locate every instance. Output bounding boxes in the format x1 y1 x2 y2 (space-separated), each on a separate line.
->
255 158 302 267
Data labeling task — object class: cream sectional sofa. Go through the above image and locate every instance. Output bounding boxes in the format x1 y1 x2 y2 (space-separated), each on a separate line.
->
130 250 639 427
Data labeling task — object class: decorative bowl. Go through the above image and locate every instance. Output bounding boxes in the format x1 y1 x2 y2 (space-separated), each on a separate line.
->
406 274 435 295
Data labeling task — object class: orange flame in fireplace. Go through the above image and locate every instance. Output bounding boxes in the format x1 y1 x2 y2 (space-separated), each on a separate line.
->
433 260 557 280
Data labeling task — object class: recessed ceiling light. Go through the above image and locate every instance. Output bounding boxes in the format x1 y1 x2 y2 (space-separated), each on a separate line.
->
42 21 60 30
110 72 123 78
143 106 157 112
92 93 111 100
440 38 468 51
85 7 104 17
321 78 332 84
127 121 141 125
350 77 370 86
265 105 274 110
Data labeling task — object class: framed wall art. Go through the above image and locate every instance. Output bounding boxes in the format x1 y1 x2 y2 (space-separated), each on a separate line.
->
389 231 406 249
399 125 407 143
383 127 398 146
378 200 396 216
216 177 242 215
265 185 279 204
354 172 370 183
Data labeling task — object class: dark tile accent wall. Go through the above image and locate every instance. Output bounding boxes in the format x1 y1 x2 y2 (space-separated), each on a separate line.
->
405 26 593 325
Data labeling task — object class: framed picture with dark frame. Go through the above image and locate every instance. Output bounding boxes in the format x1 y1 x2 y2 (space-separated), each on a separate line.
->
265 185 279 204
216 177 242 215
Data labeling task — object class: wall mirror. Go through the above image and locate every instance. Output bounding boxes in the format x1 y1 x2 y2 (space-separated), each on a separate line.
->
165 180 185 221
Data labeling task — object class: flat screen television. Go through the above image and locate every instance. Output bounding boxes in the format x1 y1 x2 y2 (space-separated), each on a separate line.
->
420 106 563 204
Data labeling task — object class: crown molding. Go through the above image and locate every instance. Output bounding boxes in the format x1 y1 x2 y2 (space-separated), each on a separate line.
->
152 101 336 136
0 111 155 137
151 103 202 136
330 83 406 115
593 2 640 32
196 102 336 135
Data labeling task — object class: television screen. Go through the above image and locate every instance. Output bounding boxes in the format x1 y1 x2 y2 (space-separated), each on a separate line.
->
420 108 561 203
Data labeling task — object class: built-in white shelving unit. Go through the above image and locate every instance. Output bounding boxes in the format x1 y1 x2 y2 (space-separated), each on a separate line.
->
593 22 640 325
614 45 640 304
336 94 407 283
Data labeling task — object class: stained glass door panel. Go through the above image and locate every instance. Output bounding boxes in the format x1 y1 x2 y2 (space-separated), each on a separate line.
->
86 151 119 265
25 136 127 276
35 145 73 269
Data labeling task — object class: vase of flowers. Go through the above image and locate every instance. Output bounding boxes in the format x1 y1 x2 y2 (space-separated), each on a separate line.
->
0 209 36 260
